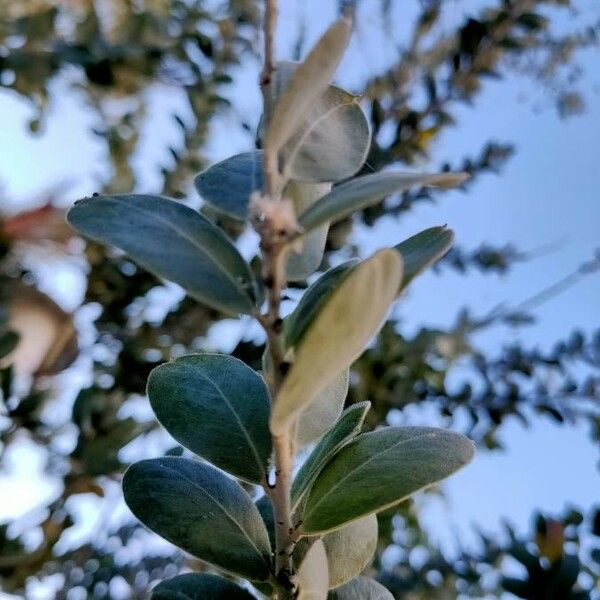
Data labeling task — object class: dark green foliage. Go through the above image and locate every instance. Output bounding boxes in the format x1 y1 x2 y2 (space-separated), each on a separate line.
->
152 573 255 599
148 354 271 484
123 458 272 581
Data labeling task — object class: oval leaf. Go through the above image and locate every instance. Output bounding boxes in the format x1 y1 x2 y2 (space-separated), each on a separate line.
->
292 369 349 451
152 573 254 600
323 514 378 588
298 171 469 232
284 259 359 349
148 354 271 484
292 402 371 511
286 181 331 281
194 151 263 220
265 18 352 157
123 457 272 580
394 226 454 292
272 62 370 183
67 194 257 315
329 577 394 600
301 427 475 534
296 539 329 600
271 250 402 436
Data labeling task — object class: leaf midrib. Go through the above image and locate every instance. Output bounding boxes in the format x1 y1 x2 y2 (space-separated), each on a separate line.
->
161 461 269 565
303 431 438 521
91 197 252 307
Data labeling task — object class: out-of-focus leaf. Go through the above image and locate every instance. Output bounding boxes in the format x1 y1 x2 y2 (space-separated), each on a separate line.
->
265 18 352 159
271 251 402 435
296 539 329 600
286 181 331 281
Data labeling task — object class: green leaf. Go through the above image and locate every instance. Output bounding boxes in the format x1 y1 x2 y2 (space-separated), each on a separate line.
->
194 151 263 220
292 402 371 511
271 250 402 436
148 354 271 484
255 495 276 551
152 573 255 599
291 369 349 450
284 260 359 349
67 195 257 315
322 515 378 589
294 516 377 590
394 226 454 292
0 330 19 359
300 427 475 534
298 171 469 232
123 457 272 580
296 539 329 600
265 18 352 158
272 62 370 183
286 181 331 281
329 577 393 600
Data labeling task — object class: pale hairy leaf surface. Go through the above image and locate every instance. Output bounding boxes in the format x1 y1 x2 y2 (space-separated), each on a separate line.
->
151 573 254 599
296 539 329 600
301 427 475 534
123 457 272 581
299 171 468 232
284 259 359 349
265 18 352 157
270 250 402 435
328 577 394 600
286 180 332 281
148 354 271 484
68 195 257 315
291 369 349 451
272 62 370 182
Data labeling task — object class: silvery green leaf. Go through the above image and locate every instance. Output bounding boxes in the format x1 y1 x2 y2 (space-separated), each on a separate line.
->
148 354 271 484
300 427 475 534
298 171 469 232
292 402 370 511
296 539 329 600
67 195 257 315
194 151 263 220
286 181 332 281
123 457 272 581
152 573 255 599
265 19 352 159
394 226 454 292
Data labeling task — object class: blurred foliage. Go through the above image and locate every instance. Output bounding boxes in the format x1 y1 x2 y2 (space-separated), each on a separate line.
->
0 0 599 598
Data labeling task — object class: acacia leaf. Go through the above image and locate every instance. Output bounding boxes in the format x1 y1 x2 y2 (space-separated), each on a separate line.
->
270 250 402 435
265 19 352 158
292 402 370 511
123 457 272 580
152 573 254 599
194 151 263 220
68 195 257 315
395 226 454 292
298 171 468 232
148 354 271 484
329 577 394 600
301 427 475 534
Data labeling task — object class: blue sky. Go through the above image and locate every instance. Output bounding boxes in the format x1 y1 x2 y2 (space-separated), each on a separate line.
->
0 0 599 596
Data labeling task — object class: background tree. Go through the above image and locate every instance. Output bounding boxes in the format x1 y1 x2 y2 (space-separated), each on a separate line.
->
0 0 599 598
